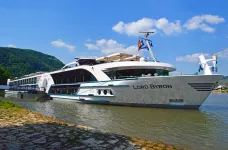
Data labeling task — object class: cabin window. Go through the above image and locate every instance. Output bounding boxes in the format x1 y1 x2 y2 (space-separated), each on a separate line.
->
105 69 169 79
51 69 97 84
63 63 78 69
78 59 97 65
49 84 80 95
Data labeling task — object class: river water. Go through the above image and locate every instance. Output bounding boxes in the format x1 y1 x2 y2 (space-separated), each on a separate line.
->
2 94 228 150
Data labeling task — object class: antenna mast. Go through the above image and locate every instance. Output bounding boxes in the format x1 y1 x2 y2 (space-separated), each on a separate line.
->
199 53 218 75
139 31 157 62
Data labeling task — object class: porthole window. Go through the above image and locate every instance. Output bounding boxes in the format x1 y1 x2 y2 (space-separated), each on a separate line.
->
104 90 107 95
97 89 101 95
110 90 113 95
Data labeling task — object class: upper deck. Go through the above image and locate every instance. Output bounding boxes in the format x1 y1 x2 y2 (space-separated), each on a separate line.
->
94 53 176 72
60 53 176 72
7 52 176 90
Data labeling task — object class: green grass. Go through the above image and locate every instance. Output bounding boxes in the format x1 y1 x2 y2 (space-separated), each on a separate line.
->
0 100 22 109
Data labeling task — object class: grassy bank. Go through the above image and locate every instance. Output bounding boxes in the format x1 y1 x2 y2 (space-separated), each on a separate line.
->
0 100 21 109
212 90 228 94
0 99 185 150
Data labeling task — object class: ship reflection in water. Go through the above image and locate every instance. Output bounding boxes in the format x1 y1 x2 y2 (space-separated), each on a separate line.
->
4 94 228 150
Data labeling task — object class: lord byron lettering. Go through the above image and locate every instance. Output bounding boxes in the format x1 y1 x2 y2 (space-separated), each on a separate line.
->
132 84 172 89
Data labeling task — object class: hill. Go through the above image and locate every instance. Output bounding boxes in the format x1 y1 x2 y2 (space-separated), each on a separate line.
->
0 65 10 84
0 47 64 78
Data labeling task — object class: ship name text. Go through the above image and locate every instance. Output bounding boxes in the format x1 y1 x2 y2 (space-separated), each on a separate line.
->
132 84 172 89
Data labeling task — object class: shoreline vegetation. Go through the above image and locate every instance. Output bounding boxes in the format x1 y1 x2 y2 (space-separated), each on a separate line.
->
212 90 228 94
0 47 64 77
0 100 186 150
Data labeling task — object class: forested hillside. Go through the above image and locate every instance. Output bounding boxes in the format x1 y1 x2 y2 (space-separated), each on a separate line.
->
0 47 64 78
0 65 10 84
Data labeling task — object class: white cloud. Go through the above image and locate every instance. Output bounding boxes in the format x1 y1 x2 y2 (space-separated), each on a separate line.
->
8 44 16 48
218 48 228 59
176 49 228 63
112 17 181 36
203 15 225 24
112 18 156 36
51 39 76 52
85 39 141 55
101 45 138 55
184 14 225 33
113 15 224 36
84 43 99 50
176 53 209 62
156 18 182 35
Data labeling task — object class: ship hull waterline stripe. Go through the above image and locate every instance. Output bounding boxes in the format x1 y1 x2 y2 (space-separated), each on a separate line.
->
51 97 200 109
50 94 115 97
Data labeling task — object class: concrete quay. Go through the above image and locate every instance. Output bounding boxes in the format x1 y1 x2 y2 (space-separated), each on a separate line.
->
0 100 185 150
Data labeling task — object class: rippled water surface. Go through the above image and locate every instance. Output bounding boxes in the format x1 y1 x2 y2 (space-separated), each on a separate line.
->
3 94 228 150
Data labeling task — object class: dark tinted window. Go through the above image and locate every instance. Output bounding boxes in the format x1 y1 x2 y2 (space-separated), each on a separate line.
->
51 69 97 84
49 84 80 95
78 59 97 65
105 69 169 79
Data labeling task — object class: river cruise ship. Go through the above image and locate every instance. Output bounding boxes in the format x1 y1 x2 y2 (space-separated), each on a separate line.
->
7 32 223 109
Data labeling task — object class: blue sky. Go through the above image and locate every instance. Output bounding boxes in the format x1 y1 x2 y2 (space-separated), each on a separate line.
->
0 0 227 75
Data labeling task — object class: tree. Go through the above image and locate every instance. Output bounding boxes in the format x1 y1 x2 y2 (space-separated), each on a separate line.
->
0 65 10 85
0 47 64 77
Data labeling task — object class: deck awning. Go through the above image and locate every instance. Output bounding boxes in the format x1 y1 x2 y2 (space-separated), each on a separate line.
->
96 53 141 62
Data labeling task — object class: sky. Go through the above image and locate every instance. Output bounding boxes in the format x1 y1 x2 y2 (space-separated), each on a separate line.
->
0 0 227 75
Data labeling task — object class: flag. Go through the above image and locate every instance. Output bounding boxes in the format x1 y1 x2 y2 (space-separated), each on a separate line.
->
198 65 203 72
149 41 153 47
143 41 153 50
138 40 153 51
138 40 143 51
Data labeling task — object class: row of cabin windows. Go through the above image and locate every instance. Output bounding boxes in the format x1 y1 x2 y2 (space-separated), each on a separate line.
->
53 76 97 84
9 85 38 90
105 69 169 79
49 85 80 95
9 77 37 86
51 69 97 84
51 69 169 84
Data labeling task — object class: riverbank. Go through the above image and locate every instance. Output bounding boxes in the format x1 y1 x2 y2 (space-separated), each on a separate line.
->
0 100 184 150
212 90 228 94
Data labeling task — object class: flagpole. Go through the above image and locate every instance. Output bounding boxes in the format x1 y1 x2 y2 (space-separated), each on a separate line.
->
140 32 157 62
145 40 157 62
139 32 157 62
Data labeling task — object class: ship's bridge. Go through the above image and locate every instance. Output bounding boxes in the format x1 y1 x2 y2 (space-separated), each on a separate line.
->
94 53 176 79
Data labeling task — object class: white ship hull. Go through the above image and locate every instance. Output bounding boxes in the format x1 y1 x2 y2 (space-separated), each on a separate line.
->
50 74 223 109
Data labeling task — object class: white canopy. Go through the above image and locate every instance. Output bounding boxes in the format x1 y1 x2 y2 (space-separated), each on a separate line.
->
96 53 141 62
